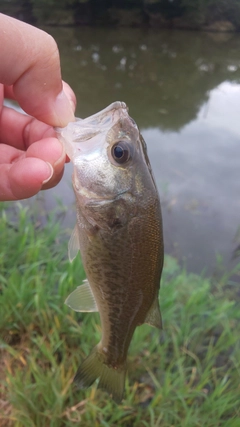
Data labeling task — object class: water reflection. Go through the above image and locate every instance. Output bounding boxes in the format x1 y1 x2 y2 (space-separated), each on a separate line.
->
143 81 240 272
47 27 240 130
22 28 240 273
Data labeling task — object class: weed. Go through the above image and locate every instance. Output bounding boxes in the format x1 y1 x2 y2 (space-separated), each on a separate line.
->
0 202 239 426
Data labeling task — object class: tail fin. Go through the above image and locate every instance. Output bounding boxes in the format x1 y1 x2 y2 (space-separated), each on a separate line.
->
74 346 126 403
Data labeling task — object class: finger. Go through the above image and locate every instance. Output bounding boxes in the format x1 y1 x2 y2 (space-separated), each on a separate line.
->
3 85 15 100
0 158 53 201
62 81 77 114
41 163 64 190
0 107 70 168
0 14 75 127
0 136 66 197
0 105 54 149
25 138 66 186
4 80 77 115
0 144 23 165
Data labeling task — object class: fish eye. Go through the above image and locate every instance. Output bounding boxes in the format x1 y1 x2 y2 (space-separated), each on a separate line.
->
111 142 130 164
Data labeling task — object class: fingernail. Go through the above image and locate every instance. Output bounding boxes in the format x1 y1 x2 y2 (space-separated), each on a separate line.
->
42 162 54 184
54 90 75 127
69 98 76 113
53 140 66 168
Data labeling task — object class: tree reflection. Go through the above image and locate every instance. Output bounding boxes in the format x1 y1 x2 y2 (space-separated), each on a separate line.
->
49 26 240 130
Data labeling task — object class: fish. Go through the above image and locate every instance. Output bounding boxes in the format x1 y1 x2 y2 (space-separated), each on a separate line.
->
56 101 164 402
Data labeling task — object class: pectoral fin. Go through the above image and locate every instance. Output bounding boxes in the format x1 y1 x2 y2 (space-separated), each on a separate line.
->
144 295 162 329
68 224 79 262
65 280 98 312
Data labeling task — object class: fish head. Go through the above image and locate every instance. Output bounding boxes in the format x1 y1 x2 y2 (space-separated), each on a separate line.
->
56 101 157 201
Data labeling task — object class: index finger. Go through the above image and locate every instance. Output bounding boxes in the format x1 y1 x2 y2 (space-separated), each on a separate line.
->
0 13 75 127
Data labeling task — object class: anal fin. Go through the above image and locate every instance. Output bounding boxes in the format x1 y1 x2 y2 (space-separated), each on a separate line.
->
65 280 98 312
144 295 162 329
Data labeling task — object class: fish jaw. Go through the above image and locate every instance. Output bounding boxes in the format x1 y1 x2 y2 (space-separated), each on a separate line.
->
55 101 131 161
56 101 140 202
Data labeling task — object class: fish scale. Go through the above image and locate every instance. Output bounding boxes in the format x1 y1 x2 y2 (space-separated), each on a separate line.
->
56 101 164 402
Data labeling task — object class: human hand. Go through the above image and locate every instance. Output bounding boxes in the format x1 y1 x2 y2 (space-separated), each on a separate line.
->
0 13 76 201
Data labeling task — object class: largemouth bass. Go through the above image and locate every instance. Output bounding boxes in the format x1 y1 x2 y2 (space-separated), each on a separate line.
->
57 101 164 402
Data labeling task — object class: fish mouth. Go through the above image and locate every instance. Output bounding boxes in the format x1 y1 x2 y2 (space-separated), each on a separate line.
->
71 102 131 143
83 101 128 123
73 179 131 202
55 102 139 163
55 101 128 135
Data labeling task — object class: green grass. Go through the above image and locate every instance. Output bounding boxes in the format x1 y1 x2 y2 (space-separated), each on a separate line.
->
0 202 240 427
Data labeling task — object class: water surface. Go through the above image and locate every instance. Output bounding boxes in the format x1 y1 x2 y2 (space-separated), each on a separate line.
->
30 27 240 274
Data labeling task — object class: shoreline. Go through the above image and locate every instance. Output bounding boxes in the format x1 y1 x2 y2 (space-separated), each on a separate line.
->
1 6 239 33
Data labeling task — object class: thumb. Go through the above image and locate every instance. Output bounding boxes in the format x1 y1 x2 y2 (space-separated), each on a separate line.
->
0 13 75 127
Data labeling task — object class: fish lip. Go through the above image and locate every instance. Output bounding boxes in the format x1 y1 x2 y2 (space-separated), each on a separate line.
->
54 101 128 134
83 101 128 123
54 102 133 161
55 101 141 167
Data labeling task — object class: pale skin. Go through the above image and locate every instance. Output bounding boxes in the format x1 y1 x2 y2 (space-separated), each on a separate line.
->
0 13 76 201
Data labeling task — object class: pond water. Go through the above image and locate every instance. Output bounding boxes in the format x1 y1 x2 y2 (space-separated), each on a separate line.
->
25 27 240 274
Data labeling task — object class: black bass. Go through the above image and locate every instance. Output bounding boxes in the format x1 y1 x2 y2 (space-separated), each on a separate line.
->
56 102 164 402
